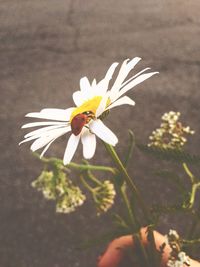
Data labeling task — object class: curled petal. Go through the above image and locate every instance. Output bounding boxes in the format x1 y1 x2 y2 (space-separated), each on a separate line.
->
114 71 158 101
106 96 135 110
24 124 67 138
40 138 57 158
19 126 71 145
30 128 69 152
110 57 141 95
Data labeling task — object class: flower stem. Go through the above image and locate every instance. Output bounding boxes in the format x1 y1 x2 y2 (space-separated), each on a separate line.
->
188 182 200 209
182 162 196 184
120 183 138 229
103 142 150 223
80 174 94 192
182 238 200 246
69 162 117 175
33 152 116 174
104 142 160 267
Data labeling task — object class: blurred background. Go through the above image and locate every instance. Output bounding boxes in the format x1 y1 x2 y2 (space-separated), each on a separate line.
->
0 1 200 266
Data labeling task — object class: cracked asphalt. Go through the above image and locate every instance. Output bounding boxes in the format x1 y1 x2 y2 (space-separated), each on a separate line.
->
0 1 200 266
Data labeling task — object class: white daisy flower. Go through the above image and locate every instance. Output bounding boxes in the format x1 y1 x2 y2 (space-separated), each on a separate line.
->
20 57 158 164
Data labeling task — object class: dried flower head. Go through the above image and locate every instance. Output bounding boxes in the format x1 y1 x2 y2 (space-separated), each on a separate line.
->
93 180 116 215
32 171 56 200
148 111 194 149
56 185 86 214
32 170 86 213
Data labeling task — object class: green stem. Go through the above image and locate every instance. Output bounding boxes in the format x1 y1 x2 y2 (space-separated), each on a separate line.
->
82 161 103 186
87 171 102 186
188 182 200 209
120 183 137 229
183 163 196 184
33 152 116 174
104 142 159 267
182 238 200 246
124 130 135 167
113 213 130 230
69 163 116 174
80 175 94 192
104 142 150 223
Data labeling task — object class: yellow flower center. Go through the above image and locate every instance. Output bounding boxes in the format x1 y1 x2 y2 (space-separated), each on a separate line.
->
70 96 102 121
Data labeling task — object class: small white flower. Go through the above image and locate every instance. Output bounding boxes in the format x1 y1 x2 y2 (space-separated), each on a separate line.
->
20 57 158 164
169 229 180 240
178 252 190 265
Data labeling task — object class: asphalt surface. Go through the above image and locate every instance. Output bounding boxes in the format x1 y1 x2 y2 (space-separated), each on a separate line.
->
0 1 200 266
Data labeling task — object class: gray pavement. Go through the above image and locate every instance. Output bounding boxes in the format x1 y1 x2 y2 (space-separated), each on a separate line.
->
0 1 200 266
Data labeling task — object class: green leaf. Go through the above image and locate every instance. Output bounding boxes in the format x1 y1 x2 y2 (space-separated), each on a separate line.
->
137 144 200 165
124 130 135 167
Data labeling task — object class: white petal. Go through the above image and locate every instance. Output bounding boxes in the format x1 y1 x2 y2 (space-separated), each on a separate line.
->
30 136 55 152
80 76 92 94
26 107 75 121
92 78 97 88
19 133 48 145
90 120 118 146
94 62 119 96
115 71 158 101
40 108 74 120
24 124 67 138
120 67 151 91
80 76 91 90
40 138 57 158
81 130 96 159
106 96 135 110
19 126 71 145
30 128 70 151
95 95 109 117
22 121 67 129
63 134 80 165
104 62 119 82
94 79 106 95
72 91 88 106
80 77 94 100
110 57 141 95
20 129 62 145
19 135 38 145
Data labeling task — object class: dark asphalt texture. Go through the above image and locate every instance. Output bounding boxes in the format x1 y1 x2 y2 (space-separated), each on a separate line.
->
0 1 200 266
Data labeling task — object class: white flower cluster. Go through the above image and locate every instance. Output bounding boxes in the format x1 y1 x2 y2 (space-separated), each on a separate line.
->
168 229 180 240
32 171 56 200
148 111 194 149
56 186 86 214
93 180 116 215
166 229 190 267
32 170 86 213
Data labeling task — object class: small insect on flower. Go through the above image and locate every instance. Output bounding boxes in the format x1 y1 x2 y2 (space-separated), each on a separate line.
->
71 111 95 136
